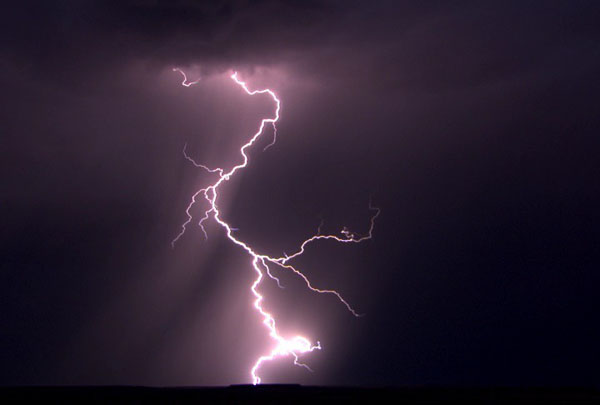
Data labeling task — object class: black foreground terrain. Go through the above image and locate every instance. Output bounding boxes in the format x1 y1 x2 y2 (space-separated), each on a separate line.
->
1 385 599 404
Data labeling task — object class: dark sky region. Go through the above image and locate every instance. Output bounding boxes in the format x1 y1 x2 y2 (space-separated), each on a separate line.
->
1 0 599 387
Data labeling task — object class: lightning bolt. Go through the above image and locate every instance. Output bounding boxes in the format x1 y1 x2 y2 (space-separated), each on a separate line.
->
171 68 380 385
173 68 201 87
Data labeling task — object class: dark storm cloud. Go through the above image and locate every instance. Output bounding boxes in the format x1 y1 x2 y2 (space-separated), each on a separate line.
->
4 1 599 88
1 0 340 81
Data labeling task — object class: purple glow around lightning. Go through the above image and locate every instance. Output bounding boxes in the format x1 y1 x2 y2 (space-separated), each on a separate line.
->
171 68 380 384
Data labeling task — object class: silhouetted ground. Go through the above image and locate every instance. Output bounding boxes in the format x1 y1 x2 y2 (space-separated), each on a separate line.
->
1 385 599 404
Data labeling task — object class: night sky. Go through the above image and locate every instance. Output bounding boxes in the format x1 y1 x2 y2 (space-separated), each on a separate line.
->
2 0 599 387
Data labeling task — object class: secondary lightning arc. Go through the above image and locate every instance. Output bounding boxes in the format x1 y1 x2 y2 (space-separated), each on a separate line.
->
171 68 380 385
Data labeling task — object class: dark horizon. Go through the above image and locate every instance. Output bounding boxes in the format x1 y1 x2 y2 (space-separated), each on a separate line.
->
1 0 599 388
2 385 600 404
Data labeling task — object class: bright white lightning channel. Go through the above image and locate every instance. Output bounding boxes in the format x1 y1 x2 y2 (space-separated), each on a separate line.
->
171 68 380 385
